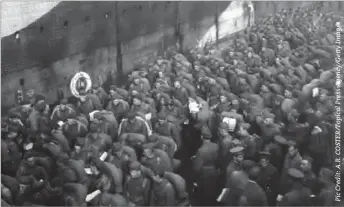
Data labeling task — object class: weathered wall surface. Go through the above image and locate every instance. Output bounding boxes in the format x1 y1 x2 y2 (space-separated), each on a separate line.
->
1 1 228 108
1 1 343 110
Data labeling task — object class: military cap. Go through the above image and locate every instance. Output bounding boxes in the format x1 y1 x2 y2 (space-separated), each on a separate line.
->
92 83 100 89
75 137 85 147
109 85 117 92
287 140 297 147
133 94 144 101
152 164 165 176
8 110 21 119
112 93 123 101
259 151 271 158
288 168 304 179
60 98 68 105
35 100 46 111
274 135 288 145
126 112 136 120
129 161 142 171
131 74 140 80
230 146 244 155
89 121 100 133
113 142 123 152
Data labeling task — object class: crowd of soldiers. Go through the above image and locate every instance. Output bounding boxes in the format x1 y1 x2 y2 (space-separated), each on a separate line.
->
2 5 344 207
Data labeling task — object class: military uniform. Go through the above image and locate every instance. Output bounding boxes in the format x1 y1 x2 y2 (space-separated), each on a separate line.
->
124 161 151 206
106 99 130 123
239 179 268 206
154 113 181 148
257 151 279 206
118 113 149 137
50 101 77 124
192 127 220 205
77 94 102 116
225 147 244 188
141 148 173 173
265 135 287 171
108 143 137 173
172 86 189 106
278 168 312 206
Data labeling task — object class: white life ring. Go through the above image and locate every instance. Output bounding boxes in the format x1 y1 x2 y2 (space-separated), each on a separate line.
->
70 72 92 98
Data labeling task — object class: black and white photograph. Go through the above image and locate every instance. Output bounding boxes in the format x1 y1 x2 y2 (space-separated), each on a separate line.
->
1 0 343 206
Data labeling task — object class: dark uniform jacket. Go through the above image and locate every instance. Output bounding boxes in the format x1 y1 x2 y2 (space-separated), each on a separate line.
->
150 179 175 206
278 185 312 206
193 140 219 174
239 180 268 206
124 175 151 206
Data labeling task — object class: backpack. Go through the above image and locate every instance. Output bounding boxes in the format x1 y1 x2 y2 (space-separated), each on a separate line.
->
163 172 189 206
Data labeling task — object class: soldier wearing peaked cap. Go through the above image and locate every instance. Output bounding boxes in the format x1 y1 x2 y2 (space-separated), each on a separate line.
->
264 135 288 171
278 168 312 206
192 126 220 206
225 147 244 188
257 151 279 206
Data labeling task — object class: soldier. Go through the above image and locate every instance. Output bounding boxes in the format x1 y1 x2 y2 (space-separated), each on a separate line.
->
265 135 288 171
108 142 137 173
141 148 173 173
278 140 303 197
278 168 312 206
300 156 317 194
213 92 232 113
145 134 177 159
225 146 244 187
118 113 150 138
106 95 130 123
124 161 151 206
154 112 181 148
192 126 220 206
130 94 151 116
77 90 102 116
260 46 276 66
50 98 77 125
316 168 337 206
87 157 123 195
216 122 235 169
27 100 51 137
172 80 190 106
2 133 22 177
91 83 108 108
149 166 176 206
84 121 112 157
239 166 268 206
129 75 149 95
62 183 87 206
257 151 279 206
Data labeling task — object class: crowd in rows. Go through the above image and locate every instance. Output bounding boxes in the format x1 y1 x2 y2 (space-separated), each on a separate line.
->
2 5 344 207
